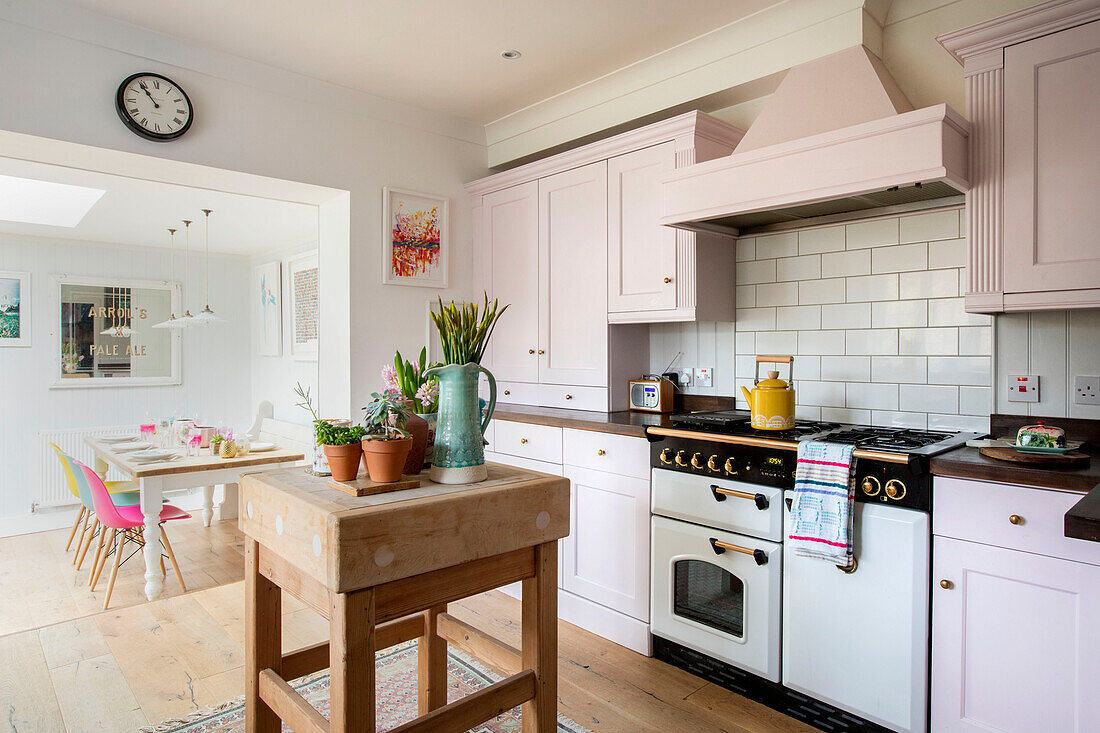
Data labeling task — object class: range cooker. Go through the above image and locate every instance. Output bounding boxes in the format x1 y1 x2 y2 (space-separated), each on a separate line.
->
647 410 980 733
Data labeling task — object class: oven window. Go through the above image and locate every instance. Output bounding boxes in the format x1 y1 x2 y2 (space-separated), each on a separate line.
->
673 559 745 638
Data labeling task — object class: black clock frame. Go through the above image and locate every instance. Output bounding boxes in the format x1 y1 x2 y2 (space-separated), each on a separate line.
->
115 72 193 142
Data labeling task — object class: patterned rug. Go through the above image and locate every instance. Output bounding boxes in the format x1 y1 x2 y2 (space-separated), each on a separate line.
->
142 639 591 732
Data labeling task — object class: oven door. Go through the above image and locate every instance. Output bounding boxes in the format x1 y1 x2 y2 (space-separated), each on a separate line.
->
651 515 782 682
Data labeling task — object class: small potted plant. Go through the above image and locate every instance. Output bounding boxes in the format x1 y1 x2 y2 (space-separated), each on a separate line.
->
295 383 366 482
382 347 439 471
361 391 413 483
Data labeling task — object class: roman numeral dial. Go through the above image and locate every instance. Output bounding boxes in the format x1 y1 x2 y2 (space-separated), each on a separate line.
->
115 72 193 141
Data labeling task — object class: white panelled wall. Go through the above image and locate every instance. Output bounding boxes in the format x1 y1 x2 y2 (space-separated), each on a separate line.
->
0 233 251 518
650 208 996 433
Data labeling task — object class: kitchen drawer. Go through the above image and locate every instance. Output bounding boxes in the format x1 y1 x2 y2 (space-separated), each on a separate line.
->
539 384 608 411
933 477 1100 566
497 381 539 406
652 467 784 542
484 450 563 476
492 420 563 464
562 428 649 480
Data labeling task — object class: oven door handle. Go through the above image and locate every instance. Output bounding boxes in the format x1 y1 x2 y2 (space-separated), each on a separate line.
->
710 485 769 511
709 537 769 566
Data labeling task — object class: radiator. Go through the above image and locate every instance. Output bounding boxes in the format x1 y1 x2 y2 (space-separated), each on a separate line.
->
38 426 138 508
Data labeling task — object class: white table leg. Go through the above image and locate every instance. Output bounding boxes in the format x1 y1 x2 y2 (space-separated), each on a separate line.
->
216 482 239 522
202 485 215 527
140 477 164 601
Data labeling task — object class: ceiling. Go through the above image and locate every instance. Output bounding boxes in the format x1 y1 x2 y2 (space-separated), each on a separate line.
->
0 157 318 254
65 0 780 123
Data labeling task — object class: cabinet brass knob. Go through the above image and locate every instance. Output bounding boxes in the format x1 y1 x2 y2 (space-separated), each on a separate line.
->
503 390 510 395
565 394 573 400
940 579 954 590
538 349 545 355
597 449 606 456
1009 514 1023 525
663 277 672 283
528 349 535 354
520 438 528 444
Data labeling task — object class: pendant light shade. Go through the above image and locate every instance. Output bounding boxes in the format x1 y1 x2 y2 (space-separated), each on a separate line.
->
153 227 183 329
190 208 225 326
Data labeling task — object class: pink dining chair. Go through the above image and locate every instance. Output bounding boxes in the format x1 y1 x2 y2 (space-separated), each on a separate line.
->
78 462 191 609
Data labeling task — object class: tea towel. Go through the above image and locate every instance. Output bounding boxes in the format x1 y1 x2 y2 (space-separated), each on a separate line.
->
787 441 857 568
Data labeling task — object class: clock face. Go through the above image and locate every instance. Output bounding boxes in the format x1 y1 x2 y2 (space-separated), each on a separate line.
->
115 73 193 141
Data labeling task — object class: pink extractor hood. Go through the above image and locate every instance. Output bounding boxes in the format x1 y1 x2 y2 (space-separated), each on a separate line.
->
662 46 970 236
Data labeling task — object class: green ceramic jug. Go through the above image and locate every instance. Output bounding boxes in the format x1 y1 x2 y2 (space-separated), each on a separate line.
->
422 363 496 484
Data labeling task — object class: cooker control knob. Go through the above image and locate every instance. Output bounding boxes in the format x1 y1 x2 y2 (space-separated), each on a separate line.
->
707 455 720 471
675 450 688 467
885 479 906 500
690 452 704 469
724 458 738 475
659 448 673 465
862 476 881 497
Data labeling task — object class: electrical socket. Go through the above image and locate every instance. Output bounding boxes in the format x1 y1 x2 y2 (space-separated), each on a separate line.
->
694 367 713 388
1075 375 1100 405
676 368 694 388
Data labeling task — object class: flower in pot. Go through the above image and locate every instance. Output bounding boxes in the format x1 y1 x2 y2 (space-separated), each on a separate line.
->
382 347 440 471
295 383 366 482
361 391 413 483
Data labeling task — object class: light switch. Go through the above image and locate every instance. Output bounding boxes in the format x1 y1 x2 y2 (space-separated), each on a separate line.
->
695 367 713 388
1007 374 1039 403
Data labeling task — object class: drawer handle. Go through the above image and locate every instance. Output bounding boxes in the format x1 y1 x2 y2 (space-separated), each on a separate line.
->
597 449 606 456
710 484 769 511
503 390 510 395
565 394 573 400
709 538 768 566
529 349 535 354
663 277 672 283
520 438 528 444
1009 514 1024 526
538 349 545 355
940 579 954 590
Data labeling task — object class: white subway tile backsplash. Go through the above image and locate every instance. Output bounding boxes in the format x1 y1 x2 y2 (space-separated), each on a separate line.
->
872 300 927 328
821 407 872 423
737 307 776 331
821 356 871 382
777 305 821 331
736 238 756 262
795 405 822 420
899 209 960 243
928 238 966 269
899 327 958 356
928 356 991 386
959 326 992 355
821 250 871 278
738 259 777 284
736 285 756 308
798 277 845 304
798 380 846 407
871 243 928 273
846 218 898 249
899 385 958 414
756 330 798 355
928 413 990 433
899 269 959 299
871 356 927 384
735 331 755 354
777 254 821 282
928 298 992 327
846 274 899 302
798 330 845 355
756 281 799 307
845 329 899 355
959 386 992 416
735 355 755 378
756 232 799 258
871 411 928 429
846 382 899 410
821 303 871 329
798 227 846 254
796 355 820 380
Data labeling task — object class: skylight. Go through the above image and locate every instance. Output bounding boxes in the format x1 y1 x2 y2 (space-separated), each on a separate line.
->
0 174 106 227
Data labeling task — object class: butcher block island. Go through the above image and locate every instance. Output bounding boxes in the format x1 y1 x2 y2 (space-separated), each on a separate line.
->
238 463 570 733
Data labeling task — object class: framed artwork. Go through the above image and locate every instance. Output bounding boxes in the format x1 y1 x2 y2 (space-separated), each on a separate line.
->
0 271 30 347
382 187 448 288
253 260 282 357
288 251 319 361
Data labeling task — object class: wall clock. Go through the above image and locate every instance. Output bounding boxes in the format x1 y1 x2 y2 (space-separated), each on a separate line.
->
115 72 193 141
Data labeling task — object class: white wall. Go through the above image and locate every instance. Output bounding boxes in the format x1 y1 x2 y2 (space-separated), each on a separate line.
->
0 233 251 517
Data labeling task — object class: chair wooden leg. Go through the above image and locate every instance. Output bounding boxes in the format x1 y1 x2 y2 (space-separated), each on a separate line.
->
65 507 86 552
72 511 91 565
76 519 99 570
160 528 186 592
91 528 115 591
88 525 106 587
103 530 126 610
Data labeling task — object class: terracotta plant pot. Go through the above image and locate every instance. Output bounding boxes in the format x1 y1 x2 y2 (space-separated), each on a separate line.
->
361 436 413 483
323 443 363 482
402 414 429 475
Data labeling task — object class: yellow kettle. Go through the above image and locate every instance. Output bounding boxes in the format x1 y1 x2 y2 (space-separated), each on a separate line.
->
741 355 796 430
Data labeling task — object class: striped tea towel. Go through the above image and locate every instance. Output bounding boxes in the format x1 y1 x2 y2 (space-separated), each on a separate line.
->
788 440 857 568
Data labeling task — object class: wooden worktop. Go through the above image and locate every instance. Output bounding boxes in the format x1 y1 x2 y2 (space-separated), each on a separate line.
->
492 404 667 438
930 446 1100 493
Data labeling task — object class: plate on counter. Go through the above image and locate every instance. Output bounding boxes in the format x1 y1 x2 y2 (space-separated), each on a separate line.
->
101 436 140 444
1000 438 1082 455
250 442 277 452
113 441 152 452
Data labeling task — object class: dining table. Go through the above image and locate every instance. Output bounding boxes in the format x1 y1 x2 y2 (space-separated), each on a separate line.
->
84 436 305 600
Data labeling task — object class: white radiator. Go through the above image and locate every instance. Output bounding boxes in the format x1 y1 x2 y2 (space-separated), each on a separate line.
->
38 426 138 508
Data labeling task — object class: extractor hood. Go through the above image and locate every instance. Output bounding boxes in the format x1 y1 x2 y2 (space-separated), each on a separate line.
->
662 46 970 236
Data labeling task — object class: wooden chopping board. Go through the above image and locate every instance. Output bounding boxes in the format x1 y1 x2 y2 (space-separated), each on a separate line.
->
327 474 421 497
979 445 1090 467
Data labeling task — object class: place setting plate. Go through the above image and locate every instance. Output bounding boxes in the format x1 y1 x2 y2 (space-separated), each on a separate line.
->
113 441 153 452
250 442 277 452
101 436 141 444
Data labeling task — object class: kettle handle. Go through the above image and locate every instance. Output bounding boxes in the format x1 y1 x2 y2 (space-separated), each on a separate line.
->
754 355 794 385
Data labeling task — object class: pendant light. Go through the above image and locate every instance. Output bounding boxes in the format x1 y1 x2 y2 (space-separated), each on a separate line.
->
176 219 195 328
191 208 225 326
99 286 136 337
153 227 183 329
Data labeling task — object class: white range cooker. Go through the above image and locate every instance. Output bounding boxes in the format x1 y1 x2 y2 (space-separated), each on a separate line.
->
647 411 980 733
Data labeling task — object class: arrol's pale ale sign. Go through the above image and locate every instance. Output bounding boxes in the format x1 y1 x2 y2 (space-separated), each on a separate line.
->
86 304 149 356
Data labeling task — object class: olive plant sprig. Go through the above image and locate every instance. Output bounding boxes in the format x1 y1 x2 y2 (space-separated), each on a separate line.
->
429 292 508 366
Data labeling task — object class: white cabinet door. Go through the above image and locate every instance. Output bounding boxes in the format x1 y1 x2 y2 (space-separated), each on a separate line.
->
561 465 649 621
932 536 1100 732
538 162 608 387
483 181 539 382
608 142 678 314
1004 20 1100 294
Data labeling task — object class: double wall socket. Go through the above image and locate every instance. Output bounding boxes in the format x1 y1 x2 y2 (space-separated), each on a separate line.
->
1075 376 1100 405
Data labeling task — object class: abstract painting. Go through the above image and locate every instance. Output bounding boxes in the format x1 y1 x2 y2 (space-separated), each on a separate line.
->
288 251 318 360
382 187 448 288
253 261 282 357
0 271 29 347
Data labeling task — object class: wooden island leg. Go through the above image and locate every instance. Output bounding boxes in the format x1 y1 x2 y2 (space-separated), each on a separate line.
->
330 588 376 733
522 541 558 732
245 539 282 733
418 604 448 714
